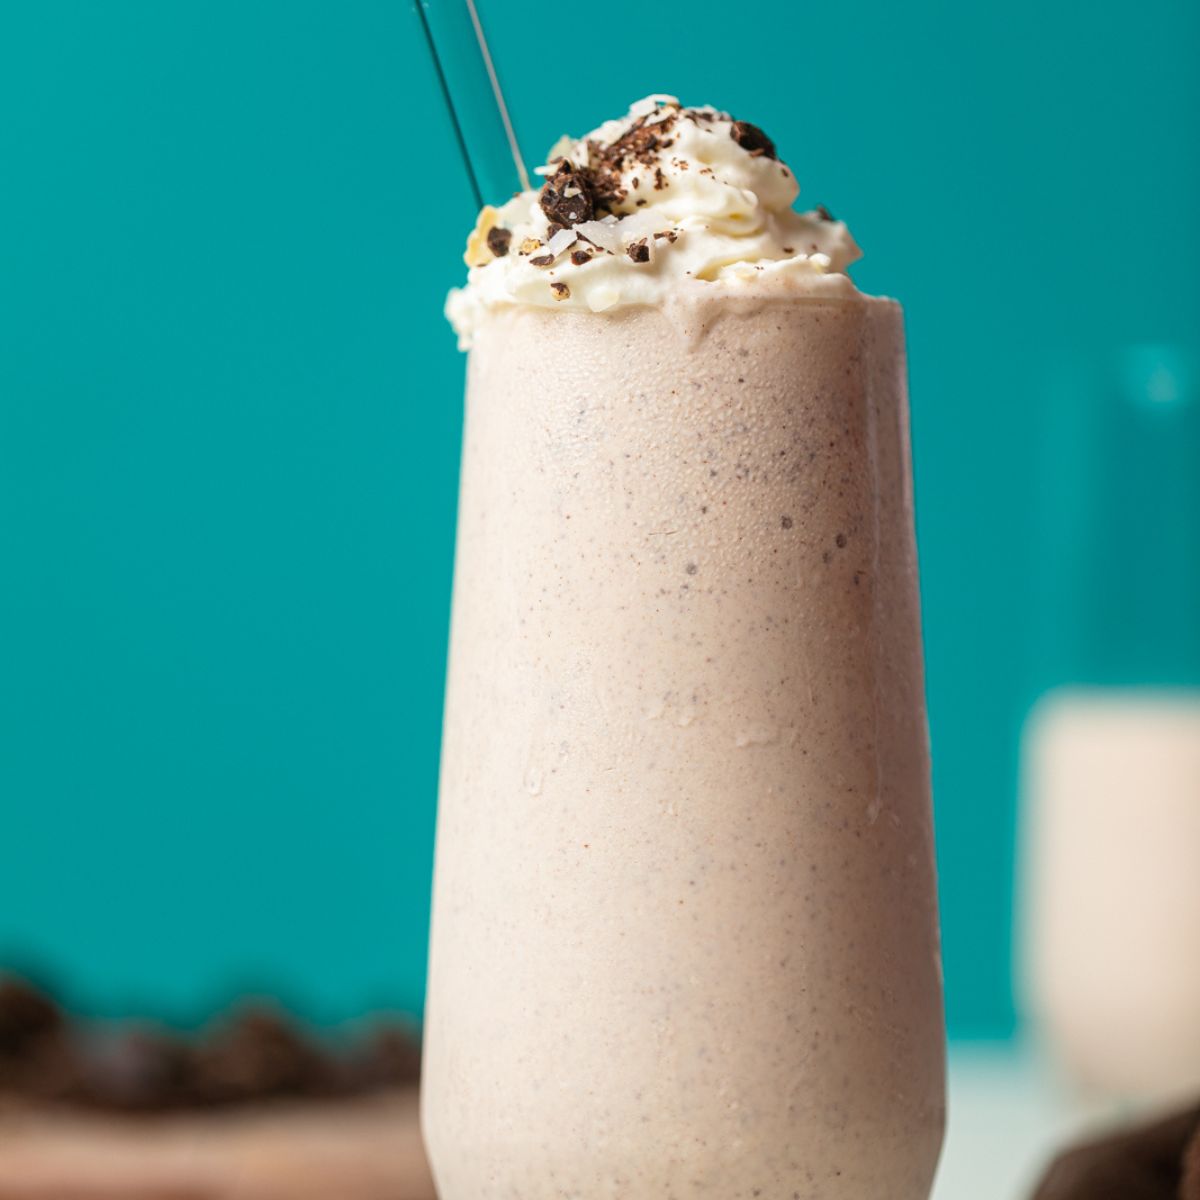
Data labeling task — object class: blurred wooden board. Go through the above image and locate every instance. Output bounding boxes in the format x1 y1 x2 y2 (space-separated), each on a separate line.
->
0 1089 435 1200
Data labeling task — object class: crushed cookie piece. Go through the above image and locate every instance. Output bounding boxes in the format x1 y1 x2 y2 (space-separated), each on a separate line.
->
729 119 777 160
815 204 836 222
570 249 593 266
654 230 679 242
635 198 647 207
550 281 570 301
653 166 667 190
529 254 554 267
626 239 650 263
486 226 511 257
519 236 542 255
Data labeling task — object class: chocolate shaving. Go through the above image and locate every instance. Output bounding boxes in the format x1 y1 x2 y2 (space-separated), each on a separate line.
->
626 239 650 264
815 204 836 222
730 119 777 160
539 160 595 231
486 226 512 257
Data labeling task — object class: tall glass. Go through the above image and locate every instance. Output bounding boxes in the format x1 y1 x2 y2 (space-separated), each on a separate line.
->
423 292 945 1199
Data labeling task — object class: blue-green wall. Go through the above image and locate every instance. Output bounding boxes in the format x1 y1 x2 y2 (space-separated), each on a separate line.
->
1 1 1197 1036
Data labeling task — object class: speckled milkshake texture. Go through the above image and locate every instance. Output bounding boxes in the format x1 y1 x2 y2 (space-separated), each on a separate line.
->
422 295 945 1199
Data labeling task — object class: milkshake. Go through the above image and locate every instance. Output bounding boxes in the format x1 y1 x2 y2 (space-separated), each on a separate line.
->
423 96 945 1199
1022 691 1200 1104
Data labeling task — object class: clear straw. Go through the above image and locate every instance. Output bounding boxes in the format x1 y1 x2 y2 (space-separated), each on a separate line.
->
413 0 531 208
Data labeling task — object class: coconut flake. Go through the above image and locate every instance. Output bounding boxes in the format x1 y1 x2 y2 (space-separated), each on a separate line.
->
575 221 621 255
544 228 579 259
629 94 680 118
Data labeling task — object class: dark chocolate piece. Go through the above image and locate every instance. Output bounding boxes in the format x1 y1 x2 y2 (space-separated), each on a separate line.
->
486 226 512 257
539 160 595 231
730 119 777 160
626 239 650 263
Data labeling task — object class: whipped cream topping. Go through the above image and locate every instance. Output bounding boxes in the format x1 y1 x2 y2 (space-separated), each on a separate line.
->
446 96 862 346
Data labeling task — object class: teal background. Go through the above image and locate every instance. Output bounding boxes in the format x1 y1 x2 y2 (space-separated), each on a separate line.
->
1 1 1197 1037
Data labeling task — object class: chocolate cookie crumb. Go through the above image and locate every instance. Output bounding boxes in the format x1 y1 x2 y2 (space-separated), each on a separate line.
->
653 166 667 190
529 254 554 267
550 281 570 301
815 204 836 222
570 249 593 266
626 239 650 264
730 120 777 160
539 160 596 231
486 226 511 257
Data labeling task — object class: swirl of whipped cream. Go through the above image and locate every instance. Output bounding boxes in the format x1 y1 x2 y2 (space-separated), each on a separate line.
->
446 95 861 346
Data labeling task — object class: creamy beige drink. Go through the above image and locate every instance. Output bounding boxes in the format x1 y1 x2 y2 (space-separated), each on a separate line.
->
423 96 945 1199
1022 690 1200 1105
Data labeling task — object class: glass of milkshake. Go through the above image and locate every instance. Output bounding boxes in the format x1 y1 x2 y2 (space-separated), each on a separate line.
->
423 96 945 1199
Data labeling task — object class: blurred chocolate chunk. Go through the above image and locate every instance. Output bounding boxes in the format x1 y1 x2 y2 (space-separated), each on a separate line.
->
1031 1103 1200 1200
190 1006 338 1105
0 977 62 1055
0 975 421 1113
1185 1124 1200 1199
345 1023 422 1090
77 1026 196 1111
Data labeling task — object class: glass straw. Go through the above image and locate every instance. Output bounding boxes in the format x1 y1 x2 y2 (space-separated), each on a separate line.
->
413 0 531 209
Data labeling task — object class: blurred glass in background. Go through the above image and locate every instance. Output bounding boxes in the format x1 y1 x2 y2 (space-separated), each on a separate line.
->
1019 343 1200 1106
